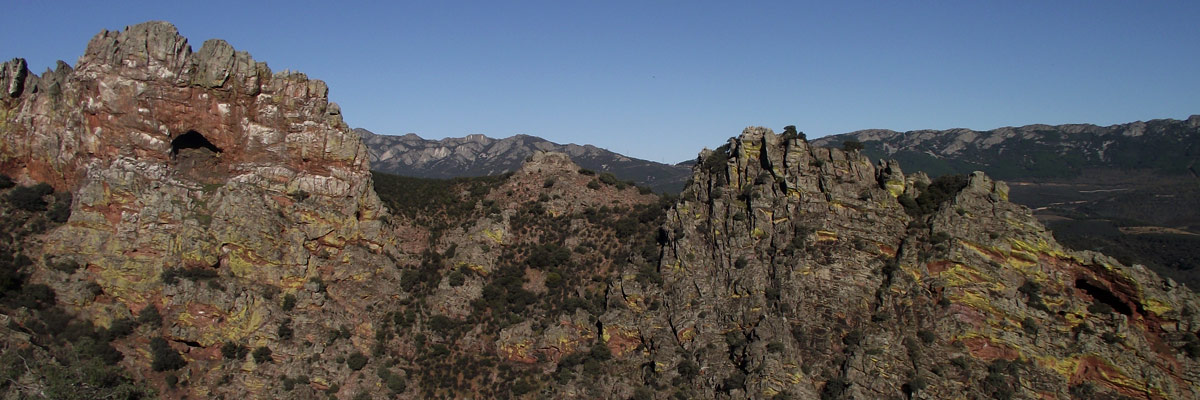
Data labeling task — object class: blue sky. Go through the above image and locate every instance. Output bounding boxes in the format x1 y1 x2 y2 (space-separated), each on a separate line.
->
3 1 1198 163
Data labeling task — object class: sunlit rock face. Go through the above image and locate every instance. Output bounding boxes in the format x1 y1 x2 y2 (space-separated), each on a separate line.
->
619 127 1200 399
1 21 397 397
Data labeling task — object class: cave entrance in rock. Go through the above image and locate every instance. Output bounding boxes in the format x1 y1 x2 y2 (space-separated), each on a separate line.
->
170 130 228 183
171 130 222 157
1075 278 1133 316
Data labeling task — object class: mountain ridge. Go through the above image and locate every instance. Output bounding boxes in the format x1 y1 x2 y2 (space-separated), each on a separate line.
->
358 128 692 193
811 115 1200 180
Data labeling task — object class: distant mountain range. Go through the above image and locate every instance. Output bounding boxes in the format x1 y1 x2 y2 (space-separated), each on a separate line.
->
811 115 1200 180
357 128 692 193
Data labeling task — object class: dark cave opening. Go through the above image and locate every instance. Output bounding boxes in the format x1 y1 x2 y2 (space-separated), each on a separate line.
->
1075 278 1133 316
170 130 222 156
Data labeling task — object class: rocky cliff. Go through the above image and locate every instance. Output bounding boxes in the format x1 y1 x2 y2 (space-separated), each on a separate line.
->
359 128 692 193
1 21 400 398
629 128 1200 399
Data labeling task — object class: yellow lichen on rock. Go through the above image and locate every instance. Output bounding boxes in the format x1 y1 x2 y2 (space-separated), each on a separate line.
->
483 228 504 244
884 180 905 197
816 230 838 241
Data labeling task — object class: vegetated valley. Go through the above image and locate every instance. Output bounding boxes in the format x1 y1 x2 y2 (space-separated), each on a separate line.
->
1 21 1200 400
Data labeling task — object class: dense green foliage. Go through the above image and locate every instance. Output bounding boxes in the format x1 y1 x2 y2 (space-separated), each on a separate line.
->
842 140 864 152
899 174 969 217
703 143 732 175
371 171 509 239
150 337 187 371
781 125 806 142
7 182 53 211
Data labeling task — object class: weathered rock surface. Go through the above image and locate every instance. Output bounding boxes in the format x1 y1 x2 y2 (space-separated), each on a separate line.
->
1 21 397 398
621 127 1200 399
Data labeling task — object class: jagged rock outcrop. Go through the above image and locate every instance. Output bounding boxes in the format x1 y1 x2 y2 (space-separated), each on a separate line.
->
359 128 692 193
603 127 1200 399
1 21 396 398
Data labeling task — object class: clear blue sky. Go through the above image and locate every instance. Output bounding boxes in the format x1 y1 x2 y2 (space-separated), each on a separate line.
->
3 1 1198 163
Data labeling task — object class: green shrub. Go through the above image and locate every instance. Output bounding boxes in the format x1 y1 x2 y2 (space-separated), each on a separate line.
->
703 144 732 174
544 271 563 288
843 140 864 152
47 196 71 223
107 318 136 338
897 194 919 215
7 183 53 211
386 373 406 393
137 306 162 327
448 270 466 287
221 341 248 360
598 173 620 186
918 330 936 344
781 125 806 142
907 174 969 217
842 330 864 347
150 337 186 371
346 351 368 371
589 342 612 361
282 294 296 311
278 319 294 340
678 359 699 379
48 259 79 274
1021 317 1039 335
428 315 457 334
252 346 272 363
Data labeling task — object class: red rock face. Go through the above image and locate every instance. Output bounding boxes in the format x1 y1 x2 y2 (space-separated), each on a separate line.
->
0 23 394 398
0 21 366 192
